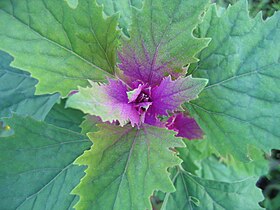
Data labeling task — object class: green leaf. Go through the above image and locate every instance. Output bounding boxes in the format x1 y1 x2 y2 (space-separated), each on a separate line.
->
0 115 91 210
178 139 217 175
97 0 143 35
0 50 59 120
162 168 263 210
192 153 268 182
0 0 119 96
179 139 268 181
65 0 79 9
45 99 84 132
121 0 210 73
187 1 280 160
80 115 101 134
73 124 185 210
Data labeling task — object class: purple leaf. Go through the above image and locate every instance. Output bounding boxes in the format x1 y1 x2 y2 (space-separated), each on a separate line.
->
67 76 207 128
166 113 203 140
95 79 143 126
147 76 208 118
118 43 174 86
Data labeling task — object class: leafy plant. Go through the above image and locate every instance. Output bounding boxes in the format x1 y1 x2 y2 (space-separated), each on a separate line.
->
0 0 279 209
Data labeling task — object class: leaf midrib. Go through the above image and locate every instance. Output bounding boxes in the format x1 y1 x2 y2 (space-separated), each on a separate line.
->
112 129 139 210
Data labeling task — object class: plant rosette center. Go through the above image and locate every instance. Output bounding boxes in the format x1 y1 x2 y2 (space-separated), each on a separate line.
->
127 82 153 123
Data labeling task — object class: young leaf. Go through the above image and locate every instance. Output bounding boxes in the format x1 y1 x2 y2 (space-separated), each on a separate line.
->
0 115 91 209
0 0 119 96
67 76 207 127
118 0 210 86
73 124 185 210
187 1 280 160
0 51 59 120
66 79 141 126
161 168 263 210
149 76 208 117
166 113 204 140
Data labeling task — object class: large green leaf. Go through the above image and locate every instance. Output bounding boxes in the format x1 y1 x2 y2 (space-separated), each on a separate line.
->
195 153 268 182
162 168 263 210
187 1 280 160
0 51 59 120
0 115 91 210
73 124 185 210
121 0 210 74
0 0 119 96
97 0 143 35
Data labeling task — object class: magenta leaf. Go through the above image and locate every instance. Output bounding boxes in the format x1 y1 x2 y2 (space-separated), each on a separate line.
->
67 76 207 128
166 113 204 140
145 76 208 124
118 44 174 86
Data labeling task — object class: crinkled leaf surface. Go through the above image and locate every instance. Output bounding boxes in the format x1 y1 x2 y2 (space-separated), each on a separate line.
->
0 0 119 96
45 99 84 132
162 168 263 210
0 115 91 210
118 0 210 85
73 124 185 210
97 0 143 35
187 1 280 160
0 51 59 120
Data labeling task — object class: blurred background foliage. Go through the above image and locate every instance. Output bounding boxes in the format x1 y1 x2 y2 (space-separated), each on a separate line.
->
213 0 280 19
